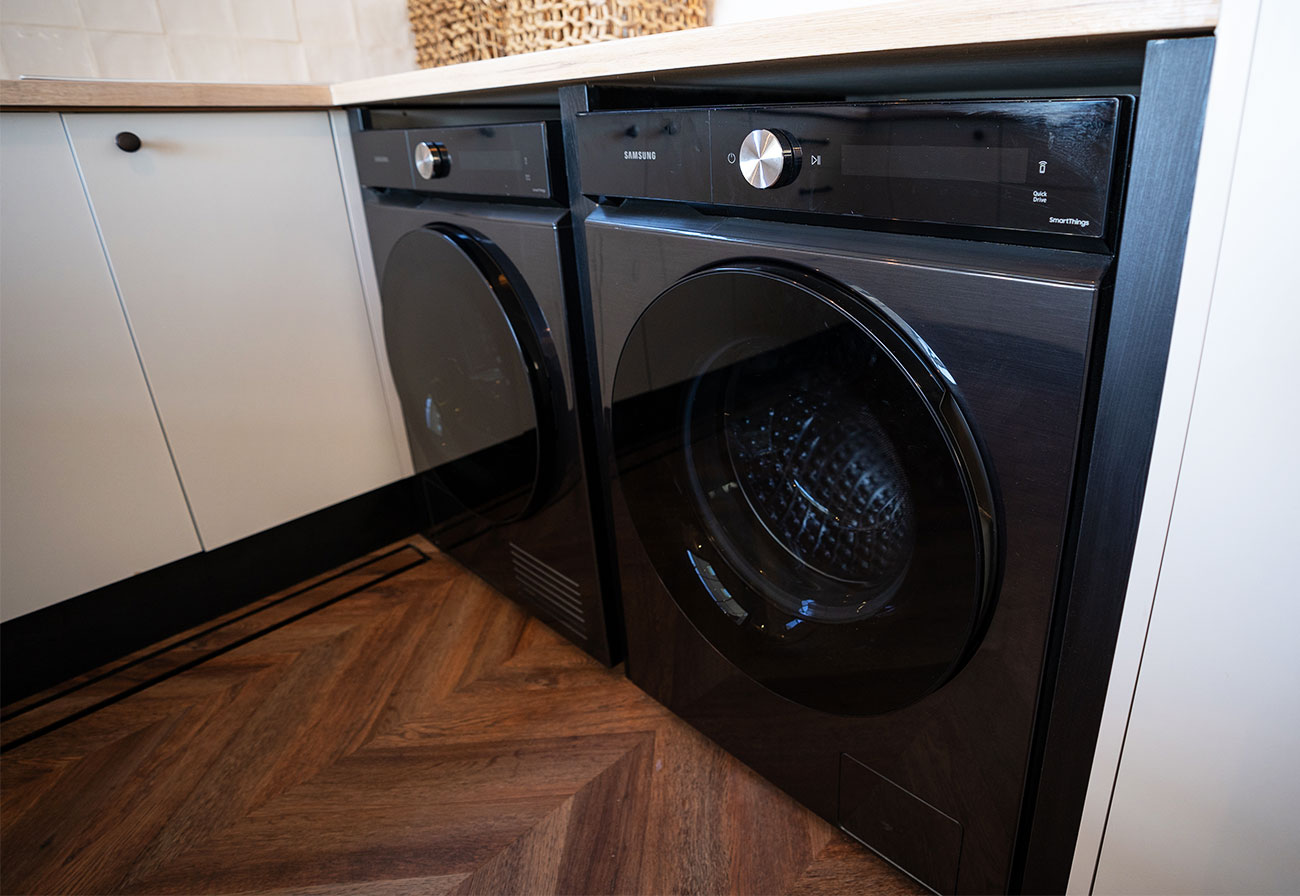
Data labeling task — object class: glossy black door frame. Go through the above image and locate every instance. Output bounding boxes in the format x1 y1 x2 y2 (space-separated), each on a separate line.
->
381 224 559 526
609 262 1002 717
1011 36 1216 894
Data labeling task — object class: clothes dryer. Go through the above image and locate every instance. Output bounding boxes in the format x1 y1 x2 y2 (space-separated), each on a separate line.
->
353 113 616 663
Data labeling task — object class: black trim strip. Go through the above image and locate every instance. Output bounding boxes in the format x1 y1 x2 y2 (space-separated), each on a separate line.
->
1011 37 1217 894
2 545 423 724
1 550 428 754
558 84 626 665
1 478 425 706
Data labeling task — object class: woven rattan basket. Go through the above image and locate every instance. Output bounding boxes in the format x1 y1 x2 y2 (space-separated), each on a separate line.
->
408 0 707 68
409 0 506 68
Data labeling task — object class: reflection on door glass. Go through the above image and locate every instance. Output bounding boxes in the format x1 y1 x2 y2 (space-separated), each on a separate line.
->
726 371 914 588
687 548 748 624
381 226 544 524
687 325 916 623
424 395 443 436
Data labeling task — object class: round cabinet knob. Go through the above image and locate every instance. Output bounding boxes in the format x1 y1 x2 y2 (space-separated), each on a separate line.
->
115 131 142 153
414 141 450 180
737 128 801 189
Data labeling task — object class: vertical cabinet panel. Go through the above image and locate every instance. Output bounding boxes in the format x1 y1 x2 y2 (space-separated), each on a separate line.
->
1091 3 1300 892
64 112 402 549
0 113 201 620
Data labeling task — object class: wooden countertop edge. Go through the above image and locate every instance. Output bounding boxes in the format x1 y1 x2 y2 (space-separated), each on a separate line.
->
0 0 1218 111
331 0 1219 106
0 80 334 110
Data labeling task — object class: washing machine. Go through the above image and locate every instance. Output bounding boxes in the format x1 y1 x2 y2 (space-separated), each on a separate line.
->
576 99 1127 891
352 111 616 663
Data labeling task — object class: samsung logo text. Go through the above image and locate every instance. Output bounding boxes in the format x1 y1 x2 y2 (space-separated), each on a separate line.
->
624 150 657 160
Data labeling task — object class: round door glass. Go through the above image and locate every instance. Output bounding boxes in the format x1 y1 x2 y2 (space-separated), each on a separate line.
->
382 225 547 524
612 264 997 715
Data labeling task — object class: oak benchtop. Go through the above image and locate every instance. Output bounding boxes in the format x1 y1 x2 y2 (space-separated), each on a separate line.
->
0 0 1217 111
0 79 334 110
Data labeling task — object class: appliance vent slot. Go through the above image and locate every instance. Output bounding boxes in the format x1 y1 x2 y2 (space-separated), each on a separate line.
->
510 542 586 638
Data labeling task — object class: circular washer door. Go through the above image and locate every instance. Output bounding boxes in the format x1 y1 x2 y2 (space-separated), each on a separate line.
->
612 262 998 715
382 224 557 525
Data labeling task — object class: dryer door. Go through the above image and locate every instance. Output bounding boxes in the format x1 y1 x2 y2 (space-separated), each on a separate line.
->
382 224 557 525
612 263 998 715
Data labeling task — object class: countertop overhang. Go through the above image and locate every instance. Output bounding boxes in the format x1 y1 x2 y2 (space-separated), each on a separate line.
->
0 80 334 110
0 0 1217 110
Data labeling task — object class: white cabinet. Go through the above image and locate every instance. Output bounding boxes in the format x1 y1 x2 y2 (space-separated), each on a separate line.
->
63 112 402 550
0 113 201 621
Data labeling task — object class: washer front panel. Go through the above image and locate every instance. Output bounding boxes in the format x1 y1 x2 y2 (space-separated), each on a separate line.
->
588 205 1107 893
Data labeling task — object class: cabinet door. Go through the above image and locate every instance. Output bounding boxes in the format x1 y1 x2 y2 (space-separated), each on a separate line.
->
0 113 201 620
64 112 402 549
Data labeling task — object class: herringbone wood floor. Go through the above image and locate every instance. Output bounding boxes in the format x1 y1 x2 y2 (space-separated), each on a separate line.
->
1 537 922 895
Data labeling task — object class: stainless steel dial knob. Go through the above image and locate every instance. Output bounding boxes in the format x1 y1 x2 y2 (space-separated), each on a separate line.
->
737 128 800 189
414 141 450 180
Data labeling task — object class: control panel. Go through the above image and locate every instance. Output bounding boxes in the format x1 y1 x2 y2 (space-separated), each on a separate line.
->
575 99 1128 240
353 121 556 200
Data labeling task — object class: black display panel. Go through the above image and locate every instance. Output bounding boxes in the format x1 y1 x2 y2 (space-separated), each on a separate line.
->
576 99 1124 239
839 143 1029 182
353 121 555 199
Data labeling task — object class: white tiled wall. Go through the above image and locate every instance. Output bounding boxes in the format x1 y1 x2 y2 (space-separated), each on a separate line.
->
710 0 885 26
0 0 416 83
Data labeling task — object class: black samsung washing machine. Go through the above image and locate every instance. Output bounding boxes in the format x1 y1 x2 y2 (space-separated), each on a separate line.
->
576 99 1126 891
353 112 615 663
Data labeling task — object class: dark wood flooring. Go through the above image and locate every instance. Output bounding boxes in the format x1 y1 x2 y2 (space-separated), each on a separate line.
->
1 537 922 895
